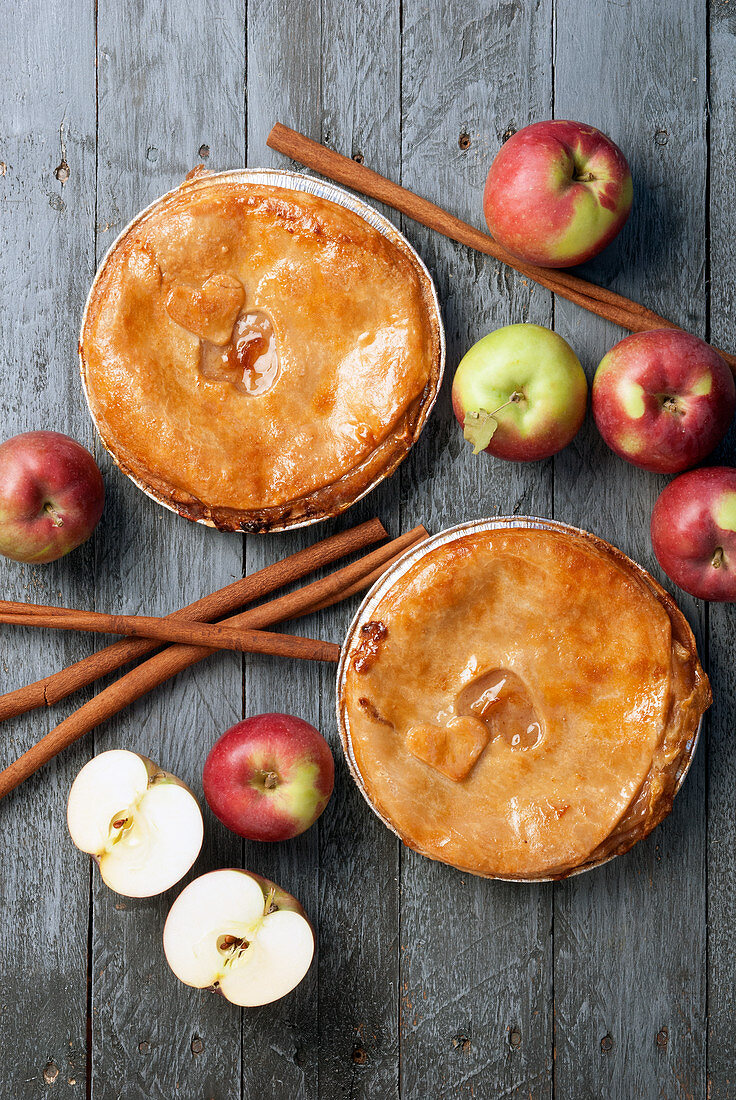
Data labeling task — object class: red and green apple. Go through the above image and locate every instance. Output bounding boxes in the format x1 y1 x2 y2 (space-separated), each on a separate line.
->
0 430 105 564
650 466 736 601
484 120 633 268
202 713 334 841
592 330 735 473
451 323 588 461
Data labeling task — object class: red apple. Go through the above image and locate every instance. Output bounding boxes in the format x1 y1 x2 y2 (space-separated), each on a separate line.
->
451 323 587 462
592 330 735 473
484 120 633 268
651 466 736 601
203 713 334 841
0 431 105 564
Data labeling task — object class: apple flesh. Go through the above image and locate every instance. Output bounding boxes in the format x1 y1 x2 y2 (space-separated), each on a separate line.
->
651 467 736 601
203 713 334 841
163 869 314 1007
0 431 104 564
67 749 203 897
593 330 735 473
484 120 633 268
451 323 588 462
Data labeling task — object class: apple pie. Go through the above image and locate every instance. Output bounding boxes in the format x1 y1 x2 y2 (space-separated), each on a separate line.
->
80 171 442 530
339 521 711 880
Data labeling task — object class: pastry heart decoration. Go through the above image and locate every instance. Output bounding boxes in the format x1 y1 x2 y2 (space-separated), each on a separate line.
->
165 275 281 396
406 669 543 782
165 273 245 345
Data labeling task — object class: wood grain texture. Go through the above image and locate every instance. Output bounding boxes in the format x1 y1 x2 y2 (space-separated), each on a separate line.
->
0 0 96 1094
398 2 554 1096
91 0 245 1096
242 3 323 1096
705 5 736 1098
552 2 708 1097
317 4 403 1097
1 2 732 1097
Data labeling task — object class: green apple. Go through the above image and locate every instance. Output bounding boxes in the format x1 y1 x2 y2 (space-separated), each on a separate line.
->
452 323 588 461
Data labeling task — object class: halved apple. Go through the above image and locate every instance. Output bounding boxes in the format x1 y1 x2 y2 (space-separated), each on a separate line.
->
163 869 315 1007
66 749 203 897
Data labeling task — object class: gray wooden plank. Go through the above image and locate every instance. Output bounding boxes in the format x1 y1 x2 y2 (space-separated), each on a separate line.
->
91 1 245 1096
398 2 555 1097
552 2 708 1097
317 4 403 1098
242 4 323 1097
705 6 736 1097
0 0 96 1095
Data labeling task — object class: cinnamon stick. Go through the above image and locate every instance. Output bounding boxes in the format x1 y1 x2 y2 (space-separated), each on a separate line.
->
0 517 386 722
0 525 428 799
0 605 341 663
267 122 736 373
303 544 422 614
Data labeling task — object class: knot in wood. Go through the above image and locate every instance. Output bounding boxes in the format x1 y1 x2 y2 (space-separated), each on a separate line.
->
43 1062 59 1085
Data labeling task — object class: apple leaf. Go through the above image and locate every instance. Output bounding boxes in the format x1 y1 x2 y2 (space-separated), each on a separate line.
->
463 409 499 455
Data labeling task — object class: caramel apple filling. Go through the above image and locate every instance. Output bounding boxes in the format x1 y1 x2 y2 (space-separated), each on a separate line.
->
406 670 543 780
163 273 281 397
200 310 280 396
455 669 543 751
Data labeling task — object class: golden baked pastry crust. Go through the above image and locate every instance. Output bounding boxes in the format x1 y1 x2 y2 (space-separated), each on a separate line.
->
340 524 711 880
80 173 442 530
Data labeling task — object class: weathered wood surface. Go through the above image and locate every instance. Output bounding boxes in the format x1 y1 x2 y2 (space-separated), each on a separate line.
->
91 2 245 1098
0 0 95 1095
707 6 736 1100
551 3 709 1098
0 0 733 1097
398 3 554 1097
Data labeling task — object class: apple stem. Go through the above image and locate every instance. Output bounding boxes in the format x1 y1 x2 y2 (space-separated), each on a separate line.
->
488 390 524 418
264 886 279 915
661 396 685 416
43 502 64 528
712 546 725 569
263 771 279 790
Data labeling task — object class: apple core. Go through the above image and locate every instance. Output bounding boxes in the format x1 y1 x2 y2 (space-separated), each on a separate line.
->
163 869 315 1007
67 750 204 897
